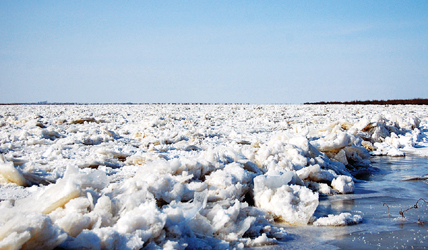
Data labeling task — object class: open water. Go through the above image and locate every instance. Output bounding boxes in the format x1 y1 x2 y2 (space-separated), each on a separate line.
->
260 155 428 249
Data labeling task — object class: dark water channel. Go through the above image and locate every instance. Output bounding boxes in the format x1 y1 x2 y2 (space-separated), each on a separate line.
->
261 155 428 249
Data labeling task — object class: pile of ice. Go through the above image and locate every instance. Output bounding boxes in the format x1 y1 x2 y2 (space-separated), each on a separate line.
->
0 104 427 249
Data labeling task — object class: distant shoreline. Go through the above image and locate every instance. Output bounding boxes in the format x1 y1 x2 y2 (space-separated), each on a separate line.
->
304 98 428 105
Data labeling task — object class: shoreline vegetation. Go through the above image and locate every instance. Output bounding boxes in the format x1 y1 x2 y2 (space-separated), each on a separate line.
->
1 99 427 106
304 98 428 105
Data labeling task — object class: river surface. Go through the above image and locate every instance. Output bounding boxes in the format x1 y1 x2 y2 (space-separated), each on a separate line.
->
258 155 428 249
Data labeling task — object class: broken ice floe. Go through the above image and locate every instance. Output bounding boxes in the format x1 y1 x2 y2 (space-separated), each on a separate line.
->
313 213 363 226
0 104 427 248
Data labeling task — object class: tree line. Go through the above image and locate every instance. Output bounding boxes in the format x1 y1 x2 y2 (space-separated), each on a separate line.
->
304 98 428 105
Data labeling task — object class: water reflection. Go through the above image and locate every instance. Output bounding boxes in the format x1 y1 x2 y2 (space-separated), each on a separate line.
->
331 199 355 211
319 198 356 212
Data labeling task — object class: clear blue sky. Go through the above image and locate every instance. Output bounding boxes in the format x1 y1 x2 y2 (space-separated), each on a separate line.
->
1 1 427 104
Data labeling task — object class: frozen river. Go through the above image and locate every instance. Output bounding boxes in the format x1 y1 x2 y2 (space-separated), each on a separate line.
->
0 104 427 249
265 154 428 249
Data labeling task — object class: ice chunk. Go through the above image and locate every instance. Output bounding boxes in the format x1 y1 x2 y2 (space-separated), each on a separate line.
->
163 196 263 246
0 166 111 249
312 131 350 152
16 175 81 215
115 201 166 243
331 175 354 194
296 164 336 182
253 170 295 191
315 182 334 195
371 125 390 142
372 142 405 157
332 149 348 165
313 213 363 226
206 163 252 189
90 195 114 228
343 145 370 163
245 233 276 247
254 173 319 225
61 227 144 250
205 162 253 201
255 134 310 172
163 189 208 227
13 166 107 215
0 156 28 186
0 214 67 250
58 229 101 250
204 200 257 240
136 170 192 204
54 211 91 237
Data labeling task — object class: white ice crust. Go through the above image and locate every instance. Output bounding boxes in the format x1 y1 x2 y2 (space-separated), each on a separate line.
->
0 104 427 248
313 213 363 226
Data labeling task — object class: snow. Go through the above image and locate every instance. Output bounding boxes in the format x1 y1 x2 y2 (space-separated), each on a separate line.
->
0 104 427 248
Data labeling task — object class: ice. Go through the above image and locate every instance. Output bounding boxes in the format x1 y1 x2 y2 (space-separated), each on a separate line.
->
0 104 427 248
205 162 253 201
114 201 166 243
296 164 336 183
372 142 406 157
331 175 355 194
312 130 351 152
313 213 363 226
0 214 67 250
0 155 28 186
254 172 319 225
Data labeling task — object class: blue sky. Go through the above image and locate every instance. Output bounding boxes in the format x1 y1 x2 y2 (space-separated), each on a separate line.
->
1 1 427 104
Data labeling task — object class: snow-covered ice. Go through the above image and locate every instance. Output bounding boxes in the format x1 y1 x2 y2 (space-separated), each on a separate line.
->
313 212 363 226
0 104 427 249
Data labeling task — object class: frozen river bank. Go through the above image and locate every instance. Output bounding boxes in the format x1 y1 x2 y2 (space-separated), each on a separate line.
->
0 104 427 249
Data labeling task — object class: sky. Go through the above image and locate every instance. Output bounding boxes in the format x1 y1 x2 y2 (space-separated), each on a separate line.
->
1 1 427 104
